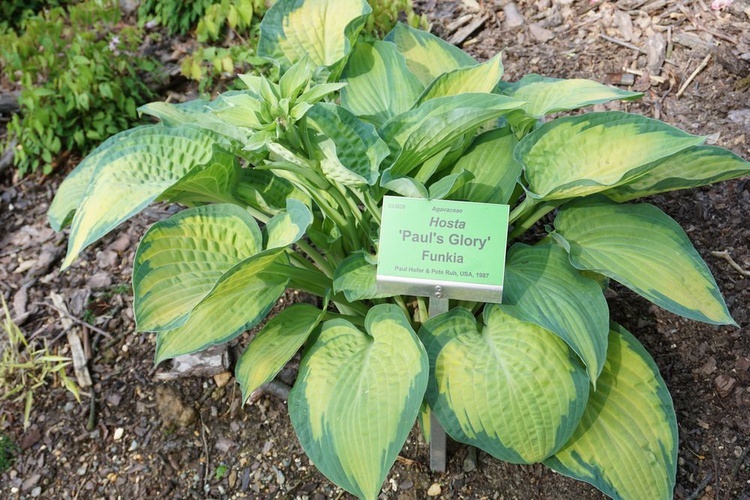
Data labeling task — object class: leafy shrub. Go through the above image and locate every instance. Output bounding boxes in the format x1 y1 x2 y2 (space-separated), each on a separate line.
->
49 0 750 498
0 0 157 175
137 0 215 36
0 0 68 31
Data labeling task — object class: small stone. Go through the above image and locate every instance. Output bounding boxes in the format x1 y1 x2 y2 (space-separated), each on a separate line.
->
503 3 525 29
21 473 41 491
109 233 131 253
215 437 237 453
21 427 42 449
529 23 554 43
155 385 197 428
31 486 42 497
463 446 477 472
113 428 124 441
399 479 414 490
714 374 737 397
427 483 442 496
214 372 232 388
228 469 238 489
86 272 112 289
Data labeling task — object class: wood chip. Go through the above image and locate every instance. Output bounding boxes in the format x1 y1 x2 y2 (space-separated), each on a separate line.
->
449 14 489 45
714 374 737 397
68 330 93 388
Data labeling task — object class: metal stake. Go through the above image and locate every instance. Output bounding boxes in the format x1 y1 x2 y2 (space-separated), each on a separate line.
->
428 287 449 472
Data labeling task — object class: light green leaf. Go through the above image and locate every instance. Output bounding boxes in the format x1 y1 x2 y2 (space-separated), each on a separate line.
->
384 23 476 86
504 244 609 383
516 111 705 200
163 147 242 206
154 251 288 364
554 198 735 325
289 304 428 500
428 169 473 199
340 41 424 126
381 93 524 178
306 103 390 186
61 127 230 268
257 0 371 72
279 54 313 99
380 171 428 198
236 303 325 401
48 124 154 231
265 198 313 249
418 53 504 104
139 100 249 143
449 127 521 204
332 252 388 301
420 306 589 464
499 74 642 118
133 204 263 332
606 145 750 202
545 323 677 500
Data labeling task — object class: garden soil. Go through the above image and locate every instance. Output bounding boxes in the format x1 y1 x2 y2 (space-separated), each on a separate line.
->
1 1 749 498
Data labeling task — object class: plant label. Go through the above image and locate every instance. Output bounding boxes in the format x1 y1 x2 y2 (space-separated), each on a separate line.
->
377 196 509 303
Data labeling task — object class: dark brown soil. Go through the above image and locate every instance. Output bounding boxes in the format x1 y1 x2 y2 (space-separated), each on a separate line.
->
1 1 749 499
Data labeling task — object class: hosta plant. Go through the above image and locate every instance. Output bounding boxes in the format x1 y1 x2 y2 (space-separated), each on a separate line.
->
49 0 749 498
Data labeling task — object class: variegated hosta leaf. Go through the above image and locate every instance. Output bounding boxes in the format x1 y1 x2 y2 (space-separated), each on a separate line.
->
606 145 750 202
289 304 428 500
499 74 642 118
234 168 310 214
417 53 504 104
420 306 589 464
305 103 390 186
133 204 263 332
504 244 609 383
554 198 735 325
516 111 705 201
61 126 231 268
340 41 424 126
236 303 325 401
154 251 288 364
257 0 371 72
427 169 473 199
138 100 251 143
332 252 389 301
380 93 525 178
380 171 428 198
449 127 521 204
47 125 154 231
545 323 677 500
265 198 314 249
162 147 242 206
384 23 476 86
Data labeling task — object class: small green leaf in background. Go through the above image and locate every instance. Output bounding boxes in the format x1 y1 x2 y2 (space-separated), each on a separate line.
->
420 306 589 464
545 323 677 500
516 111 705 201
554 197 736 325
503 244 610 383
236 303 325 401
384 22 476 85
341 41 424 126
605 145 750 202
289 304 428 500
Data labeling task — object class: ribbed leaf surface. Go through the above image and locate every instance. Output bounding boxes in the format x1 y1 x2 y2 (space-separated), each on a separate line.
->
545 323 677 500
289 305 428 500
420 306 589 464
554 198 735 325
418 53 504 104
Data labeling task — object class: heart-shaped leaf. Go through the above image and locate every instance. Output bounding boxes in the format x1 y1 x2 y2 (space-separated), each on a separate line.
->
545 323 677 500
554 197 735 325
289 304 428 500
419 306 589 464
417 53 504 104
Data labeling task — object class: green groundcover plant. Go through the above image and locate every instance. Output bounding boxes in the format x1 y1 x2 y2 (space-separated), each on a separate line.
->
49 0 749 498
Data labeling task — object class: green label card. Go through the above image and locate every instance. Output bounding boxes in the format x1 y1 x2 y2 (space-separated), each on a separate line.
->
377 196 509 303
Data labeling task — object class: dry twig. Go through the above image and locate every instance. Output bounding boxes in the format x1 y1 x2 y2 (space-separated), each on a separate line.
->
676 54 711 97
36 301 113 338
711 250 750 277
